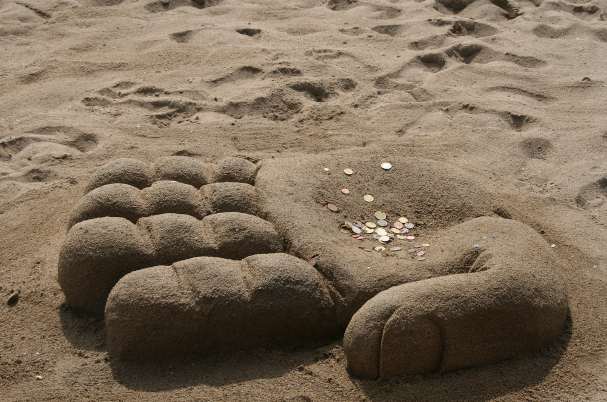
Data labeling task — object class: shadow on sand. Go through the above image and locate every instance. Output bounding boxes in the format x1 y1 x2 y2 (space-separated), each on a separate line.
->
59 302 571 399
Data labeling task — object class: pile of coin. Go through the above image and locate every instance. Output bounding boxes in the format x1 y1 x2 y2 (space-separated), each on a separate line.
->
344 213 415 241
328 162 430 260
340 214 429 260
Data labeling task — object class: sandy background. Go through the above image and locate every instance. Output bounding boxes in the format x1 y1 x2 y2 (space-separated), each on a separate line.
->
1 0 607 400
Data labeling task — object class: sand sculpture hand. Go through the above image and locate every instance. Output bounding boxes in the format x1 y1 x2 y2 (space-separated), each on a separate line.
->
58 151 568 379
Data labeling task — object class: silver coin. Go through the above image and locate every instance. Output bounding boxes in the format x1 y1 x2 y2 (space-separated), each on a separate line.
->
404 222 415 229
400 228 409 234
375 228 388 236
344 168 354 175
379 235 391 243
377 219 388 227
381 162 392 171
374 211 386 220
351 225 362 234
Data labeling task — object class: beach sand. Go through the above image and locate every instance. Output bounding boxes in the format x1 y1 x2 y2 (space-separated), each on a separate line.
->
1 0 607 400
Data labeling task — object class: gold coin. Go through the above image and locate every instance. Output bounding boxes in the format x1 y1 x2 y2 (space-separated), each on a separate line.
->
390 228 400 234
374 211 386 220
363 194 374 202
392 221 404 229
398 217 409 224
365 222 377 228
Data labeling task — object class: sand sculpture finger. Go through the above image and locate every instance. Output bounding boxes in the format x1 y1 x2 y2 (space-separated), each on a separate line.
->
58 212 283 314
343 219 568 379
68 181 259 227
85 155 257 192
104 253 339 359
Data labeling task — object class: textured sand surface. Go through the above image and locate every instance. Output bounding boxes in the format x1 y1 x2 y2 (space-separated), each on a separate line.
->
1 0 607 400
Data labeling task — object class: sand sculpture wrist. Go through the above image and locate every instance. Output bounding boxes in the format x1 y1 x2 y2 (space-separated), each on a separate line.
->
57 153 568 379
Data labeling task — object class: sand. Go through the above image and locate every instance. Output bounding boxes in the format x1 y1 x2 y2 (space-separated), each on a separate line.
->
1 0 607 400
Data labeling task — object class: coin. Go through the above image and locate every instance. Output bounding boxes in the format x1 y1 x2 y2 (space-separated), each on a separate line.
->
363 194 374 202
381 162 392 171
390 228 401 234
379 235 391 243
405 235 415 240
377 219 388 227
398 217 409 224
351 225 362 234
364 227 374 234
374 211 386 220
392 221 404 229
404 222 415 229
365 221 377 228
416 257 426 261
323 167 330 172
327 203 339 212
400 228 409 234
344 168 354 175
375 228 388 236
397 235 406 240
422 243 430 247
341 188 350 194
